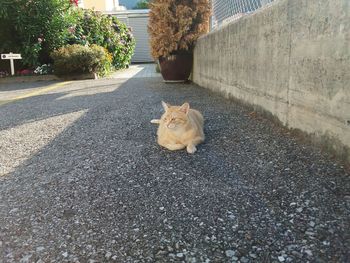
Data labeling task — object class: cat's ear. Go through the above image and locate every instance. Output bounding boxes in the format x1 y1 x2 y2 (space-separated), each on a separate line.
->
179 102 190 114
162 101 170 111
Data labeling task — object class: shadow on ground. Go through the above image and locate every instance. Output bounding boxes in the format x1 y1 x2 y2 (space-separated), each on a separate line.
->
0 70 349 262
0 81 61 92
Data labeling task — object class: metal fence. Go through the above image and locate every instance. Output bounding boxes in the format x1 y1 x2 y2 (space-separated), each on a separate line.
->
211 0 275 29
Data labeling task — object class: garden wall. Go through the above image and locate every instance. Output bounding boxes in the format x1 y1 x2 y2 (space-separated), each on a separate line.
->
193 0 350 163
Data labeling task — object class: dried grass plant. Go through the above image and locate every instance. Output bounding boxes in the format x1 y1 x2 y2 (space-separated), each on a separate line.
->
148 0 211 59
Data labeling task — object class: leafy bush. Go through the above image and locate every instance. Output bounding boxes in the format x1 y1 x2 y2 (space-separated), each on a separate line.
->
133 0 149 9
0 0 76 67
0 1 134 72
51 44 112 77
0 70 9 78
34 64 53 75
67 9 135 69
148 0 211 59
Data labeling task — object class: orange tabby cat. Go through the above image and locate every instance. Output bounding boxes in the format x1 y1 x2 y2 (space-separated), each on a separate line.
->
151 101 204 154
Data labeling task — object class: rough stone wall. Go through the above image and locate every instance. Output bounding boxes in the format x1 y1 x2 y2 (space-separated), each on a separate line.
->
193 0 350 163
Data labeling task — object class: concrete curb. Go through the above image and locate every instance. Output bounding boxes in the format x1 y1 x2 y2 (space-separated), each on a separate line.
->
0 73 98 84
0 75 59 84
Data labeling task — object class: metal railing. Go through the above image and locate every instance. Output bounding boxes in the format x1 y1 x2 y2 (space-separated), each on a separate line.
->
211 0 275 29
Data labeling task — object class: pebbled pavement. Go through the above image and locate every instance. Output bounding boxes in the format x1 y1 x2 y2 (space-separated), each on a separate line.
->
0 76 349 263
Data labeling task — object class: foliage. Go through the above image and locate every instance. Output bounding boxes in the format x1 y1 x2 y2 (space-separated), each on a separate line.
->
0 1 134 71
70 0 79 5
51 44 112 77
148 0 211 59
0 70 9 78
17 69 34 75
66 9 135 69
133 0 149 9
0 0 76 67
34 64 53 75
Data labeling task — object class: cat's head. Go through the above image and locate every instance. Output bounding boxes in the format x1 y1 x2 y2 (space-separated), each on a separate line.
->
161 101 190 130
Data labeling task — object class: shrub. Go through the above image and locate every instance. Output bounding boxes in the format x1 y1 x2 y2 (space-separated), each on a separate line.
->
34 64 53 75
0 1 134 71
0 70 9 78
67 9 135 69
51 44 112 77
0 0 77 67
133 0 149 9
148 0 211 59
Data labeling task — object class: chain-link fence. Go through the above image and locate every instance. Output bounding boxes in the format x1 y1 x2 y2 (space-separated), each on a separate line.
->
211 0 275 29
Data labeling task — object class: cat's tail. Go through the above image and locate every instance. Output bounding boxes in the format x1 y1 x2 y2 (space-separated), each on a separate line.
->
151 119 161 124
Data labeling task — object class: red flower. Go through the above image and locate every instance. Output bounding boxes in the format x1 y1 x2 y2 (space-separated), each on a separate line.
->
68 26 76 33
18 69 33 75
70 0 78 6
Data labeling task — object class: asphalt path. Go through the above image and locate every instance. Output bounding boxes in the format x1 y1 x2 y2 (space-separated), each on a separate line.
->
0 75 349 262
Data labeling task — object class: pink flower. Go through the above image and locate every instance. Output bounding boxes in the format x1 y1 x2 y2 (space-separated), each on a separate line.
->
38 38 43 43
68 26 76 33
19 69 33 75
70 0 78 6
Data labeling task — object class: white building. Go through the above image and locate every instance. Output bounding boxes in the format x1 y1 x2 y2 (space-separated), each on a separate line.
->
78 0 126 11
106 9 153 63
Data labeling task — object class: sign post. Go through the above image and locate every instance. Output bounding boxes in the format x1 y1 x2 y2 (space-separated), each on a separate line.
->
1 53 22 76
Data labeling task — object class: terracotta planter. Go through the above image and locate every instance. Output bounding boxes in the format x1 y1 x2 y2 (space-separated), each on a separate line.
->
159 52 193 82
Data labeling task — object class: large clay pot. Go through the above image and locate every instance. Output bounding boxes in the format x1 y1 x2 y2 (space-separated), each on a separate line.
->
158 52 193 82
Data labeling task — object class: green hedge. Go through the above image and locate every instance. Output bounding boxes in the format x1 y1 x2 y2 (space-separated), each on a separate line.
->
0 1 135 71
0 0 75 67
51 44 112 77
67 9 135 69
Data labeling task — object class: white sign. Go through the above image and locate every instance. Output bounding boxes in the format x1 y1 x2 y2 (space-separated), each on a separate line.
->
1 53 22 59
1 52 22 75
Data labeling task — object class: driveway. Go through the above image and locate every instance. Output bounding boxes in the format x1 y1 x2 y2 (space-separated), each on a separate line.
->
0 64 349 262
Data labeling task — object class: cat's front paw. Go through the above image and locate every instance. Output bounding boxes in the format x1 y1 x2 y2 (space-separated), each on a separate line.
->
151 119 160 124
186 144 197 154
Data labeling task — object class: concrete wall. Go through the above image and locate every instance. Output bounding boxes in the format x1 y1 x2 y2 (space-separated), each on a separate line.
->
193 0 350 163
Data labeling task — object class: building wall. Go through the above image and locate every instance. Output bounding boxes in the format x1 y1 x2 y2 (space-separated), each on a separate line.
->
82 0 106 11
193 0 350 163
110 10 153 63
105 0 117 11
81 0 123 11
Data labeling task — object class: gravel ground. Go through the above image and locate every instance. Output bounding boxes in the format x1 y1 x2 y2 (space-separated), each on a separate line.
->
0 81 61 102
0 77 349 263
